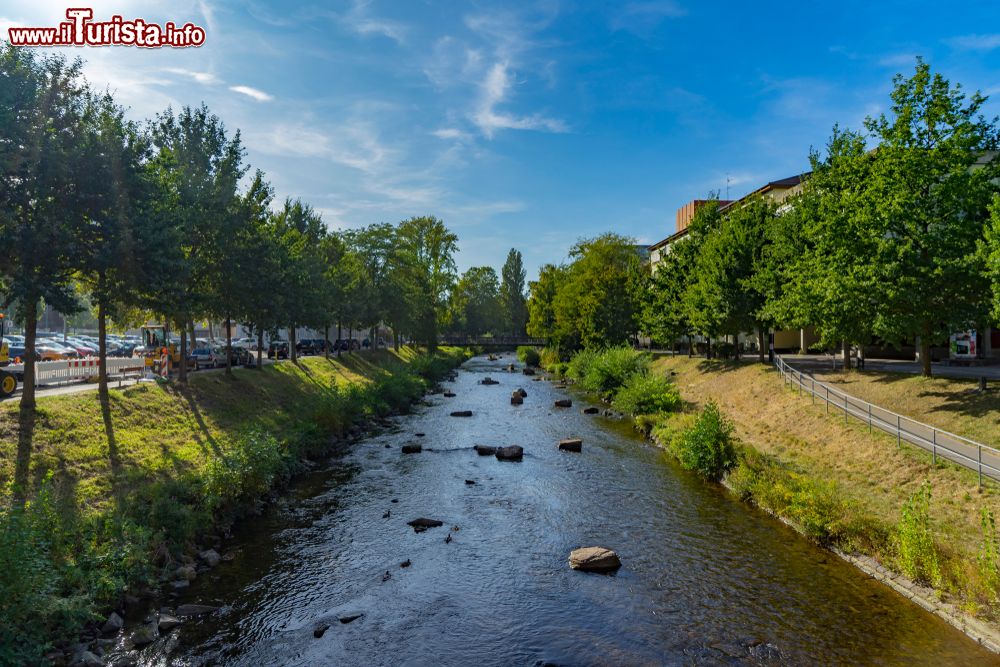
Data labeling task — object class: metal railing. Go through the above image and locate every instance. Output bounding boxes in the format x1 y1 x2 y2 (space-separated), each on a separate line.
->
774 355 1000 486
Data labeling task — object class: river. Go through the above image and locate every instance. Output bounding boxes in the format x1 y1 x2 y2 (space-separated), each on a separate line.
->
155 355 997 665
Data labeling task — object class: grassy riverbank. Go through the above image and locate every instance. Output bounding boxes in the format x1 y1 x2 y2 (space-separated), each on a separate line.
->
652 357 1000 622
0 346 469 665
550 346 1000 636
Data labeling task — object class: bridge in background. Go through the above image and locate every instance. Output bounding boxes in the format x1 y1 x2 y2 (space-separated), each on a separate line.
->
440 336 546 348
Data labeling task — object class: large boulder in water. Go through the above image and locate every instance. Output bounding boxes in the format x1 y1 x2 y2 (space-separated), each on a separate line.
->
474 445 497 456
450 410 473 417
558 438 582 453
407 518 444 533
480 377 499 385
554 399 572 408
568 547 621 572
522 367 535 376
401 443 422 454
495 445 523 462
510 394 523 405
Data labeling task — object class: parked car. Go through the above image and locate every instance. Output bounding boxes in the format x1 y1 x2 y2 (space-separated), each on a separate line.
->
233 337 255 350
267 340 289 359
296 338 329 355
37 339 79 360
191 346 223 370
334 339 360 351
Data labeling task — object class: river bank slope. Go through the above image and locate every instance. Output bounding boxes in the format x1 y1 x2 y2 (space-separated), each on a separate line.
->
651 355 1000 643
0 346 469 665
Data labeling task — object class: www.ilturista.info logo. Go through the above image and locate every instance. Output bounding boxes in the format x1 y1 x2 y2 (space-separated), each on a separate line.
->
8 8 206 48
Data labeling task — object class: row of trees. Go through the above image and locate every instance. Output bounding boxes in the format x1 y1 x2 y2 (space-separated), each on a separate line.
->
0 45 527 409
529 60 1000 377
445 249 528 338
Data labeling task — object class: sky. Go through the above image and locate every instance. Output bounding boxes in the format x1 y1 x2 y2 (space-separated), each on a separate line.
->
4 1 1000 278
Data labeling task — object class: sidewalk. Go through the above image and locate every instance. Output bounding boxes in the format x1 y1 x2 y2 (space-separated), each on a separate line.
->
788 353 1000 381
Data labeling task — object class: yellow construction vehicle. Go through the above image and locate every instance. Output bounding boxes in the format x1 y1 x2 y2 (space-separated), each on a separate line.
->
138 323 195 374
0 313 16 397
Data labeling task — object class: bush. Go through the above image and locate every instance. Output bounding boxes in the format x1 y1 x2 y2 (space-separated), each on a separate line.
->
570 347 650 398
978 508 1000 602
517 346 541 367
895 482 941 586
539 346 562 368
672 402 737 481
203 428 290 515
613 372 681 416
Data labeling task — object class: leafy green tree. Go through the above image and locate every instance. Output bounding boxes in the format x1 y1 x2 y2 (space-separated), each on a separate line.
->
766 128 877 368
345 223 400 349
148 104 246 382
499 248 527 336
0 47 89 410
553 233 643 349
395 216 458 349
862 60 998 375
448 266 501 336
526 263 567 344
272 198 327 362
687 196 778 361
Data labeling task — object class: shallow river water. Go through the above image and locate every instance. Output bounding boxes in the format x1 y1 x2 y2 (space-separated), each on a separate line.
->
159 356 997 666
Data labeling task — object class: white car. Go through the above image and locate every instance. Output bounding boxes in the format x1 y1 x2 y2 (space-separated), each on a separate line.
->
233 337 256 350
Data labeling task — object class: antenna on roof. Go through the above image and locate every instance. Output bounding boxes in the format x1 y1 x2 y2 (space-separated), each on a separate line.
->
725 173 730 200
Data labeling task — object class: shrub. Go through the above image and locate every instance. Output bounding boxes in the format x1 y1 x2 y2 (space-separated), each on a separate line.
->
539 346 562 368
979 507 1000 601
517 346 541 367
572 347 650 398
673 402 737 481
895 482 941 586
203 428 290 515
613 372 681 416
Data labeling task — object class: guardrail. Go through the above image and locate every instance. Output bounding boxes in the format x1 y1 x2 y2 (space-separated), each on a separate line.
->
774 355 1000 486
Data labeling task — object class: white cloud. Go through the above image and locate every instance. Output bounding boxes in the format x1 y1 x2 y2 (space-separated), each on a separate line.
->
342 0 406 44
945 33 1000 51
472 62 567 138
164 68 220 85
432 128 471 140
877 52 919 67
230 85 274 102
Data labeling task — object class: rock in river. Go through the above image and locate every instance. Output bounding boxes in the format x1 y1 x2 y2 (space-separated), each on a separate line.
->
582 406 599 415
558 438 582 453
480 377 499 385
443 391 456 398
510 394 523 405
450 410 473 417
129 622 158 647
568 547 621 572
199 548 221 567
515 388 528 397
407 518 444 533
176 603 219 617
401 443 422 454
339 612 364 624
474 445 497 456
495 445 524 462
522 367 535 376
101 611 123 635
554 399 572 408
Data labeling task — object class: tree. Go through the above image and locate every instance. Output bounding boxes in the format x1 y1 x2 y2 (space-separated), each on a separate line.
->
448 266 501 336
861 59 998 375
395 216 458 349
687 196 778 361
526 263 567 345
0 46 91 411
272 198 326 362
499 248 527 336
551 233 643 350
148 104 246 382
75 90 157 393
232 171 278 369
766 128 877 369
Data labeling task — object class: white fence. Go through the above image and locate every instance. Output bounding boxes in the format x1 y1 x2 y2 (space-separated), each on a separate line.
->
12 357 147 386
774 355 1000 486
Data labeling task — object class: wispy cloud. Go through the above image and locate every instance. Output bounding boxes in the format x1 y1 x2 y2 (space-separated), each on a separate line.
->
610 1 686 34
877 52 919 68
164 68 220 85
432 128 472 140
342 0 407 44
472 62 567 137
945 33 1000 51
230 85 274 102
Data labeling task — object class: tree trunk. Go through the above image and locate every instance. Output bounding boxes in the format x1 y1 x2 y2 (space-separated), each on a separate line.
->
841 339 852 372
98 300 108 397
706 337 712 359
225 316 233 376
289 325 297 362
188 322 196 354
179 320 188 383
758 328 766 364
337 322 342 358
919 332 932 377
21 300 38 410
687 334 693 358
394 331 400 351
257 330 264 370
324 325 330 359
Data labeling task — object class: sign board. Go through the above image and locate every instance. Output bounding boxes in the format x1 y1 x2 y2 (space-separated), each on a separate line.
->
950 330 977 359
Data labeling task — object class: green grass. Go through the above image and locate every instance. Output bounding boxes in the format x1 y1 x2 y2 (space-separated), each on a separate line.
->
0 346 469 664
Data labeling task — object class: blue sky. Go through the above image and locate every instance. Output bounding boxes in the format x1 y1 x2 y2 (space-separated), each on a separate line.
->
4 1 1000 278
